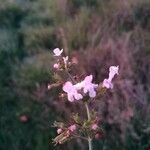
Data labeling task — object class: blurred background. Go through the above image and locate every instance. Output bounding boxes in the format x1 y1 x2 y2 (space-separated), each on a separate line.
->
0 0 150 150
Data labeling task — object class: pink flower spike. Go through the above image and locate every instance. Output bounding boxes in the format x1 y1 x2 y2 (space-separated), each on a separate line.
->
53 63 59 69
92 124 98 130
68 124 76 132
53 48 63 56
57 128 62 134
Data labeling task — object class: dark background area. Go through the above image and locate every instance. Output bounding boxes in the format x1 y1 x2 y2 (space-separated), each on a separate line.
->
0 0 150 150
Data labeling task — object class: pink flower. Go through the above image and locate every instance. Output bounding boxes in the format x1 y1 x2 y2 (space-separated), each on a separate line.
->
53 63 59 69
75 75 98 98
108 66 119 81
57 128 62 134
102 79 113 89
63 81 83 102
53 48 63 56
91 124 98 130
102 66 119 89
68 124 76 132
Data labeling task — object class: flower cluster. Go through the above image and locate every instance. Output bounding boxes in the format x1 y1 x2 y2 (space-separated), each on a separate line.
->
53 113 103 145
62 65 119 102
62 75 98 102
52 48 69 70
50 47 119 147
53 123 77 145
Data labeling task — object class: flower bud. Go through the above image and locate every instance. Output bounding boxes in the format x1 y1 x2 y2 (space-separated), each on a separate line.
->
57 128 62 134
48 84 51 90
68 124 76 132
59 93 65 98
95 132 104 139
53 63 59 69
95 133 100 139
92 124 98 130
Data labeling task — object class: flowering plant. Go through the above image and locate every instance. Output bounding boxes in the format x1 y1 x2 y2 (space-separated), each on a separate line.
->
49 48 119 150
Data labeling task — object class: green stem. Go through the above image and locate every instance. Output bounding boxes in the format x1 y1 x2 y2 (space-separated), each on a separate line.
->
85 102 93 150
85 102 90 121
65 69 76 84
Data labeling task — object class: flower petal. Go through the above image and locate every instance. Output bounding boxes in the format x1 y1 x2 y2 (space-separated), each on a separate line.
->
68 94 74 102
63 82 73 92
89 90 96 98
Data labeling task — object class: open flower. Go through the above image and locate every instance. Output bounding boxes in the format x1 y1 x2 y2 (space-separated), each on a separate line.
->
53 48 63 56
102 66 119 89
63 81 83 102
82 75 98 97
108 66 119 81
75 75 98 98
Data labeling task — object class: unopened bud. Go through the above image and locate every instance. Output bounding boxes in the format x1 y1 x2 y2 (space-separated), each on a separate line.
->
48 84 51 90
95 132 104 139
57 128 62 134
53 63 59 69
59 93 65 98
92 124 98 130
68 124 76 132
72 57 78 64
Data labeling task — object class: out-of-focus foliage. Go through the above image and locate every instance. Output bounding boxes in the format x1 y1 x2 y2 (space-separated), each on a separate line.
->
0 0 150 150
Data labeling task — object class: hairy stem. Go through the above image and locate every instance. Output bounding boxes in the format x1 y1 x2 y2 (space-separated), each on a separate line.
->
85 102 93 150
